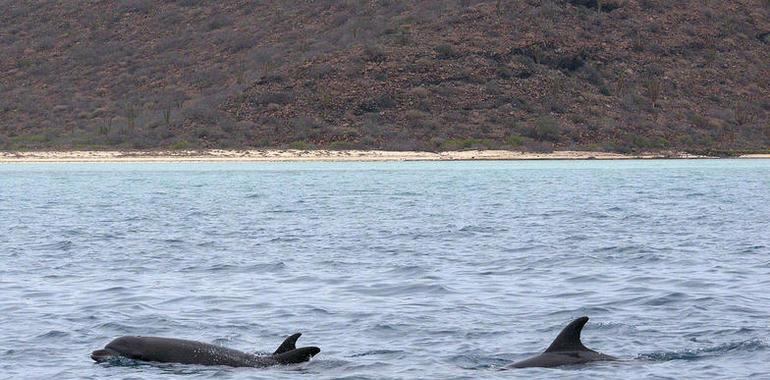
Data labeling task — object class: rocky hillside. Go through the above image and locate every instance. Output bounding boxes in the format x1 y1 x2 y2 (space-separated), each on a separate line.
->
1 0 768 153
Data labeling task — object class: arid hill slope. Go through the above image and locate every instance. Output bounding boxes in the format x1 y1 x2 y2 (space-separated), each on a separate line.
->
1 0 768 153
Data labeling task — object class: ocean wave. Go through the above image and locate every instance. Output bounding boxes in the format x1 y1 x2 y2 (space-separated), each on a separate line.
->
36 330 70 339
347 283 455 297
350 349 405 357
34 240 73 251
639 339 768 361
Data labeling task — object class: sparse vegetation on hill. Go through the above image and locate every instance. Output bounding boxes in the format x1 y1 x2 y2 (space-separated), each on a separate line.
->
1 0 768 153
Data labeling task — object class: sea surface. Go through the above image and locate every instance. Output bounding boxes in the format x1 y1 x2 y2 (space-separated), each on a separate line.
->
1 160 769 379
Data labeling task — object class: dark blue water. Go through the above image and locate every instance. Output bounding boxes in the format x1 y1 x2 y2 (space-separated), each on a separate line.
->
1 160 769 379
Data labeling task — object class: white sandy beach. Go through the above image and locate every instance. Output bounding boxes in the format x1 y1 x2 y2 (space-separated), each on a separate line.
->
0 149 728 163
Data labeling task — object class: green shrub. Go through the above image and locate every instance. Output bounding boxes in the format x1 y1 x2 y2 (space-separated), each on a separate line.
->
434 44 457 59
441 138 493 150
328 141 356 150
255 91 294 105
632 136 668 149
170 139 191 150
289 140 311 150
644 78 662 108
207 14 233 31
356 94 396 114
506 135 524 147
526 117 562 142
118 0 152 14
362 45 387 62
307 63 335 79
405 113 439 131
410 86 429 98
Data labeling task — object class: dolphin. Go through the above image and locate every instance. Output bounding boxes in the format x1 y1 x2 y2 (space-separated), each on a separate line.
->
91 332 320 367
508 316 616 368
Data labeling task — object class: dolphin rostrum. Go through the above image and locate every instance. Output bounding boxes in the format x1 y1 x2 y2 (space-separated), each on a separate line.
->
508 316 616 368
91 332 320 367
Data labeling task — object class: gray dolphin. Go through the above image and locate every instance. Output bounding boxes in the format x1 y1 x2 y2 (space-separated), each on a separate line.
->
91 332 320 367
508 316 616 368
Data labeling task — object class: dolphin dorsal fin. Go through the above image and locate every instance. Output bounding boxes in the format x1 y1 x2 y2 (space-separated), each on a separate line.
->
544 316 590 353
273 333 301 355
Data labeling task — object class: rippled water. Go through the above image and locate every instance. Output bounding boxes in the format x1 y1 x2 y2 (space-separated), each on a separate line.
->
1 160 769 379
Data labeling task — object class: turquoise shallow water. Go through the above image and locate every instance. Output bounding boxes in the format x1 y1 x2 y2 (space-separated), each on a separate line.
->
1 160 769 379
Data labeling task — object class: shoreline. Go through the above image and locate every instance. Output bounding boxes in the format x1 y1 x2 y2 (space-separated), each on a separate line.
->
0 149 765 163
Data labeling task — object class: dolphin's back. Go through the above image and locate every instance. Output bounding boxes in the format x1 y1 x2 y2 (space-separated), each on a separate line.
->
508 316 616 369
106 336 272 367
510 351 612 368
273 346 322 364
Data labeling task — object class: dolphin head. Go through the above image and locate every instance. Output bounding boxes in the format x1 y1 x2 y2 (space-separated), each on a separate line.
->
272 346 321 364
90 348 121 362
92 336 145 362
271 333 321 364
